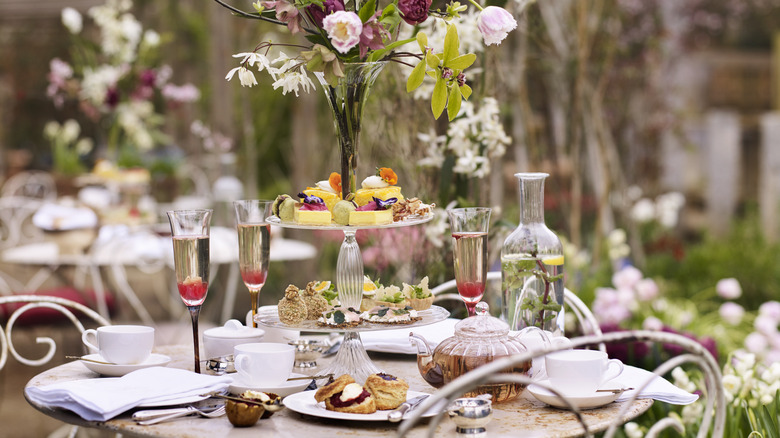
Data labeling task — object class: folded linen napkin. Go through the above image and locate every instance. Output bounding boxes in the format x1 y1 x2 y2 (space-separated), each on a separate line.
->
613 365 698 405
360 318 459 355
32 203 98 231
25 367 232 421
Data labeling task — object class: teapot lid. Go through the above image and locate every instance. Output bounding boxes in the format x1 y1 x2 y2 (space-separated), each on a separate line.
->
454 302 509 338
204 319 265 339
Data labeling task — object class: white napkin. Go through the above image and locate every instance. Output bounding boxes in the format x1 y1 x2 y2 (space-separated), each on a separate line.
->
614 365 698 405
25 367 232 421
33 203 98 231
360 318 459 354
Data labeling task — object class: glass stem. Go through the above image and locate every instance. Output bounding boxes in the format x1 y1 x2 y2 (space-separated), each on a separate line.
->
188 305 201 373
249 289 260 328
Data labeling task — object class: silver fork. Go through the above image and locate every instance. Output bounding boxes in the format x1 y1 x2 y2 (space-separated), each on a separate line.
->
134 405 226 425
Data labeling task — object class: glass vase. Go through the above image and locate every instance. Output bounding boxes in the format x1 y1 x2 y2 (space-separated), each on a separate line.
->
315 62 387 199
500 173 565 336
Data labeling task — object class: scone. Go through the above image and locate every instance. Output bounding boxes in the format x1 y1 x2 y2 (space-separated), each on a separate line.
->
364 373 409 410
315 374 377 414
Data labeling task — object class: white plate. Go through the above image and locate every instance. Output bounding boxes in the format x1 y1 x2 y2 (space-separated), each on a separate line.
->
229 373 312 398
79 353 171 377
255 305 449 333
284 389 440 421
267 213 433 231
527 379 622 410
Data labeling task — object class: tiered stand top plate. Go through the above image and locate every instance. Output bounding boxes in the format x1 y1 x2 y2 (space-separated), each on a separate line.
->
266 213 434 230
255 305 450 333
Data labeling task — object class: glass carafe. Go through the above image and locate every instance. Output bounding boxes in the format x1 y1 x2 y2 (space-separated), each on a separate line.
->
500 173 565 336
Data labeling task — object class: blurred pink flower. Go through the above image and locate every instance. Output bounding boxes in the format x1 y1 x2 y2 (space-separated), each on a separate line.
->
745 332 768 353
719 302 744 326
759 301 780 321
612 266 643 290
642 316 664 331
592 288 632 324
716 278 742 300
754 315 779 336
635 278 659 301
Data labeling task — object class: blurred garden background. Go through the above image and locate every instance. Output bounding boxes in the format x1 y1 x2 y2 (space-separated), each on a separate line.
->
2 0 780 436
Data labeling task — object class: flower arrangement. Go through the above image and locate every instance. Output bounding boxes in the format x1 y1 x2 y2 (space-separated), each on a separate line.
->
214 0 529 121
46 0 200 171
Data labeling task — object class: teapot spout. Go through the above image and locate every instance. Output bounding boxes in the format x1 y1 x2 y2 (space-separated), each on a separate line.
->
409 332 433 356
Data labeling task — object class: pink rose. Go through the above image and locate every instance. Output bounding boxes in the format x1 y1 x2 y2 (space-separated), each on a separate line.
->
476 6 517 46
398 0 432 25
716 278 742 300
323 11 362 54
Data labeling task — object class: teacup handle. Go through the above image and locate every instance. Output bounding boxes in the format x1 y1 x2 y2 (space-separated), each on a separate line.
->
234 353 254 385
600 359 624 385
81 329 99 354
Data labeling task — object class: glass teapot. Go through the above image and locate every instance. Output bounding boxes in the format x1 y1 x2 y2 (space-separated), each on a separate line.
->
409 302 533 403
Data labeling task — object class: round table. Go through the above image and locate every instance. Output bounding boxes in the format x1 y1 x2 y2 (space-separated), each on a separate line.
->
24 344 653 438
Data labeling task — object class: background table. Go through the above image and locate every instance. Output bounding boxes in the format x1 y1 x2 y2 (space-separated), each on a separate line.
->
25 345 653 437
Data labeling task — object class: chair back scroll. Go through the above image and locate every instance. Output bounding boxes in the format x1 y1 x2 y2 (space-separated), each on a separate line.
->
0 295 110 371
397 330 725 438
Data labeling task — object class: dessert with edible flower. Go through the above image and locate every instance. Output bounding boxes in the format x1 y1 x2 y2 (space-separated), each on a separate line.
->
317 305 362 328
294 192 332 225
349 196 397 226
354 167 404 206
314 374 377 414
303 172 343 214
403 276 434 311
364 373 409 410
361 305 421 324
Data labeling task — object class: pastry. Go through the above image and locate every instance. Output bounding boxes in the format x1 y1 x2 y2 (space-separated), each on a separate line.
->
303 178 341 213
315 375 376 414
392 197 434 222
354 168 404 207
364 373 409 410
349 198 395 226
317 305 362 328
403 276 434 311
360 284 407 311
332 199 357 225
312 280 339 306
302 281 330 320
295 192 331 225
272 194 297 222
360 305 421 324
278 285 307 325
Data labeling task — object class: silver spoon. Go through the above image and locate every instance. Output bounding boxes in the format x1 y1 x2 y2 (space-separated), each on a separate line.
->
134 405 226 425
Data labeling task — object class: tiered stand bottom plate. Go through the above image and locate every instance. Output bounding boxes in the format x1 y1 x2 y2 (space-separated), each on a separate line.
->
255 305 449 383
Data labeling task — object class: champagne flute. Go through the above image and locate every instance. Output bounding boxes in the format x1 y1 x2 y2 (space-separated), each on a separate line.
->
447 207 491 317
167 209 212 373
233 200 273 328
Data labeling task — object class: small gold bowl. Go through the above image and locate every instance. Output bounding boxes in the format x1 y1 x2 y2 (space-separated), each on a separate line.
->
226 392 283 427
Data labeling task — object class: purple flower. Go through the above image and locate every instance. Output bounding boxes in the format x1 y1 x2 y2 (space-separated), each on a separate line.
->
263 0 303 34
476 6 517 46
323 11 362 54
305 0 345 28
398 0 432 25
716 278 742 300
359 12 388 59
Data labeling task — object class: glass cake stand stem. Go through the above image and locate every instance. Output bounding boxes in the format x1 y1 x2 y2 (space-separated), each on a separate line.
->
336 228 363 309
320 331 381 383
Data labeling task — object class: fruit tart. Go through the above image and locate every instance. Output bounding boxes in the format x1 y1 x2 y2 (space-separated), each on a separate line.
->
403 276 434 311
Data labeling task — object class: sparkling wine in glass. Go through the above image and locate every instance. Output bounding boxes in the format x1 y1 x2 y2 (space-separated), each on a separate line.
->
233 200 273 328
167 209 212 373
448 207 491 317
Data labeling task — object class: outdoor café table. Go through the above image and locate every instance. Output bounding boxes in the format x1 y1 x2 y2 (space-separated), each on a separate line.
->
24 345 653 438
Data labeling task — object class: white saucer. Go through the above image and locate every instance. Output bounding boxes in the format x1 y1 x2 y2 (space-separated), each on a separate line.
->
527 379 623 410
79 353 171 377
229 373 312 397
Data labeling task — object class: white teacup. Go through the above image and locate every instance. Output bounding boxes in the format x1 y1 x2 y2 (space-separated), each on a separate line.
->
234 342 295 387
545 349 624 396
82 325 155 365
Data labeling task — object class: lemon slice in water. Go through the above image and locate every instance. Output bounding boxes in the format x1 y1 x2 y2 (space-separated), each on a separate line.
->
542 255 564 266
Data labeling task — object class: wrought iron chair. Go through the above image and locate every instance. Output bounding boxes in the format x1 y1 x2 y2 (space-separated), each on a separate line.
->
397 330 725 438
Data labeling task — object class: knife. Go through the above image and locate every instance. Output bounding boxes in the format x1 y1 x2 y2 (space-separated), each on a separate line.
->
387 395 429 422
